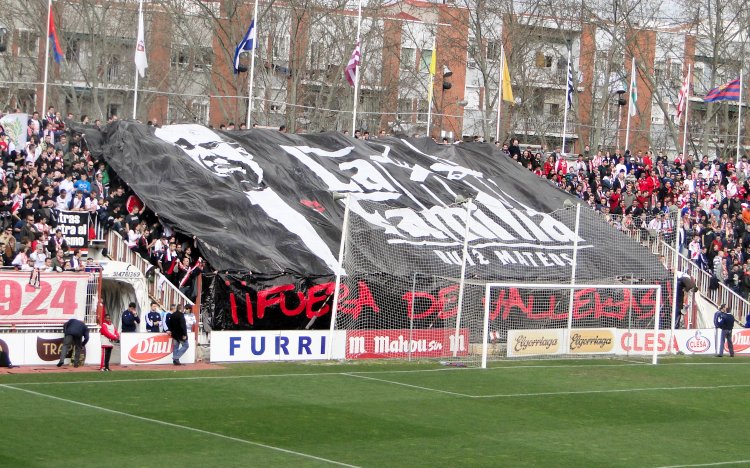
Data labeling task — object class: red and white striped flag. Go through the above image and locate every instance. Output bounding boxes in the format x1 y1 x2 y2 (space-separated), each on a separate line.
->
344 40 361 87
676 71 690 119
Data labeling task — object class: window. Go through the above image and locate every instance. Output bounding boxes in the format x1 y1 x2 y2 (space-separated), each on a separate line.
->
106 56 120 82
309 42 325 70
670 62 681 81
273 35 289 61
420 49 432 74
486 40 500 61
468 38 477 58
535 51 552 68
400 47 415 70
547 103 560 117
416 98 428 122
107 104 119 119
397 98 412 120
0 28 8 53
654 61 665 83
532 89 546 114
171 47 189 69
693 67 704 92
191 102 209 124
18 30 38 56
194 47 213 70
65 37 80 62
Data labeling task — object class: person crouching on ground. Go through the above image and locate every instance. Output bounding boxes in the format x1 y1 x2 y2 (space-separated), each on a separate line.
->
99 314 119 371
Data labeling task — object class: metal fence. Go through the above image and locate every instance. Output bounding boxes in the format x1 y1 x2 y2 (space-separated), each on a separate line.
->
607 211 750 324
103 229 195 313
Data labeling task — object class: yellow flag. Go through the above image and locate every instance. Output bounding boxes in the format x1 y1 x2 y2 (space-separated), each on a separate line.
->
429 47 437 76
501 48 514 103
427 45 437 105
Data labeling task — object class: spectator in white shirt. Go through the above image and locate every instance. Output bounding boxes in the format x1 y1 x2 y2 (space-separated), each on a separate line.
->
29 244 47 269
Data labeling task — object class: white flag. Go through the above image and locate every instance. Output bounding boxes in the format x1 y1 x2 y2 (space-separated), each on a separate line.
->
629 58 638 117
676 71 690 120
134 0 148 78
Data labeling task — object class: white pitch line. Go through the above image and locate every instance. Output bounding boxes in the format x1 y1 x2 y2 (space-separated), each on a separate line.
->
341 376 750 400
472 383 750 399
343 373 474 397
656 460 750 467
5 360 750 388
0 384 359 468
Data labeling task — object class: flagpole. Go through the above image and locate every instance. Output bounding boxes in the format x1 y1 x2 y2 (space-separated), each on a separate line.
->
350 0 362 135
425 36 436 138
561 48 571 156
132 0 144 120
42 0 53 115
736 71 744 165
681 63 691 160
625 56 635 152
495 44 505 144
246 0 259 129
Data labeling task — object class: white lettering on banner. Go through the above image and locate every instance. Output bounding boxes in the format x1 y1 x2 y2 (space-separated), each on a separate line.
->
136 337 171 354
57 211 89 249
120 333 196 365
155 125 339 272
276 142 586 254
345 329 468 359
0 273 88 324
156 125 588 274
210 331 346 362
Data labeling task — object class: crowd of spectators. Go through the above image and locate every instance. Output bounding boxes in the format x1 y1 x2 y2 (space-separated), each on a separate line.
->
500 138 750 299
0 106 202 301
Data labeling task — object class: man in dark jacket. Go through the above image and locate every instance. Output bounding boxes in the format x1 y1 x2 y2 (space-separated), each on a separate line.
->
167 306 189 365
714 304 745 357
57 318 90 367
121 302 140 333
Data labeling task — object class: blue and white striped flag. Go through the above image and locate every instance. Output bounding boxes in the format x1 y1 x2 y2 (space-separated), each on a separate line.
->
566 60 574 109
233 19 257 74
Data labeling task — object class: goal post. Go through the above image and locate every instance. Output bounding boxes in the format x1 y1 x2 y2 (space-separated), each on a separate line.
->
481 283 663 368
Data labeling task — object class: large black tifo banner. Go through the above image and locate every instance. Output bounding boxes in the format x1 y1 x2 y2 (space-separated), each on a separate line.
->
81 122 670 331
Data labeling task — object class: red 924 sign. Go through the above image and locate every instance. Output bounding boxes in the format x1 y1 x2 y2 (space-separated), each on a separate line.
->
0 274 88 323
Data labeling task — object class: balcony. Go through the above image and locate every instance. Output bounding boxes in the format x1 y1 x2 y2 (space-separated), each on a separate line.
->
512 116 577 136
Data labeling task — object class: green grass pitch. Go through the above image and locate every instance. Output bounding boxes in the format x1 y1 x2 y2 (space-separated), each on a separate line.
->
1 357 747 467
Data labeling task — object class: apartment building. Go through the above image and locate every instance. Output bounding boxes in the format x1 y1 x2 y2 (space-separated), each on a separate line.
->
0 0 746 157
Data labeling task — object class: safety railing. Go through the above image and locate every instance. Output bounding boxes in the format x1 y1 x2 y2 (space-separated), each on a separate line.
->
103 229 194 312
618 220 750 322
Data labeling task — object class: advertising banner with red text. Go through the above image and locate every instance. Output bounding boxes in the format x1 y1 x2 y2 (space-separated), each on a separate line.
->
0 272 89 325
345 328 468 359
120 332 195 365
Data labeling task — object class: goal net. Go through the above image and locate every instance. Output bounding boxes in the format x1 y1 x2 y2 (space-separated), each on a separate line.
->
330 196 674 368
482 283 663 366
